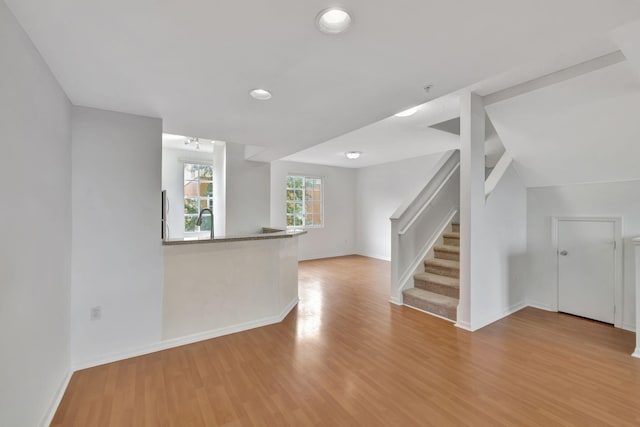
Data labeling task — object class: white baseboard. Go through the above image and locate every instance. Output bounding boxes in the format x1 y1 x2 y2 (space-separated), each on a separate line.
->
389 296 403 306
72 298 299 371
525 300 557 312
470 302 527 331
298 251 355 261
354 252 390 261
622 323 636 332
40 370 72 427
455 320 472 331
633 348 640 359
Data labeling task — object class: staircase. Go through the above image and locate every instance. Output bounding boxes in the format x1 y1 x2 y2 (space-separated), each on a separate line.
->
402 223 460 321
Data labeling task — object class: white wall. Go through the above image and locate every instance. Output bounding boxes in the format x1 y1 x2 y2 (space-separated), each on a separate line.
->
270 161 356 260
472 165 528 329
162 147 213 239
71 106 164 367
527 179 640 331
226 142 271 235
0 2 72 425
355 153 444 260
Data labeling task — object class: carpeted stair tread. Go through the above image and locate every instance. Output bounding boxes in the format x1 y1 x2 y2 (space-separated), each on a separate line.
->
451 223 460 232
442 232 460 240
424 258 459 269
424 258 459 278
402 288 458 320
434 244 460 261
414 272 459 288
434 244 460 254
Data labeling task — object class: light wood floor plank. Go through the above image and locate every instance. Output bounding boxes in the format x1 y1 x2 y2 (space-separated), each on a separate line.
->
52 255 640 426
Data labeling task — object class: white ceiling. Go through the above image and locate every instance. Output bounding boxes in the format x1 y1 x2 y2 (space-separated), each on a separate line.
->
485 61 640 187
6 0 640 162
283 94 461 168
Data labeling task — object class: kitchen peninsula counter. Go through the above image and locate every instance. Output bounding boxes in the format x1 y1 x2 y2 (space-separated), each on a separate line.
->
161 227 303 342
162 228 306 245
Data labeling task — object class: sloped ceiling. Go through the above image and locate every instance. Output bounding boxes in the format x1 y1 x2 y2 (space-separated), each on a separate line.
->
485 61 640 187
5 0 640 161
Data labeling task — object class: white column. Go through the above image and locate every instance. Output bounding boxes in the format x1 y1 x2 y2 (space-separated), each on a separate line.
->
457 92 485 330
633 238 640 358
213 141 227 237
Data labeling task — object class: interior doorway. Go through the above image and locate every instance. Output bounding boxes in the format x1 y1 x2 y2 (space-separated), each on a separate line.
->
554 217 622 326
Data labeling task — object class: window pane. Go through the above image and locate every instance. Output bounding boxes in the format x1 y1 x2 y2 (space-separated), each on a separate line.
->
286 189 303 201
294 215 303 226
184 164 199 181
287 176 303 189
184 198 199 214
200 182 213 197
198 213 212 231
294 202 303 214
305 189 314 200
199 165 213 179
286 215 294 226
185 215 198 232
184 180 199 197
306 201 320 215
286 202 295 214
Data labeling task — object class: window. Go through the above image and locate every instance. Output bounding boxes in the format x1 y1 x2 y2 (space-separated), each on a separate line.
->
286 175 323 228
184 163 213 233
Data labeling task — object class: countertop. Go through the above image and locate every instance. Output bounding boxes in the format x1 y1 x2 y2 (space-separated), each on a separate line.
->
163 228 307 246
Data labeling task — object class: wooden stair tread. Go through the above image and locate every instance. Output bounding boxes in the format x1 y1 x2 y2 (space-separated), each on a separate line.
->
403 288 458 309
442 232 460 239
434 244 460 254
424 258 459 269
414 272 459 288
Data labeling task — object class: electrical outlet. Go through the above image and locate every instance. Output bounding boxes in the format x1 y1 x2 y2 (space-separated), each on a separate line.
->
90 306 102 321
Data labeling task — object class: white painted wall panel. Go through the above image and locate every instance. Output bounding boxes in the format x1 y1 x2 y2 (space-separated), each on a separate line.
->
472 166 528 329
71 107 163 367
0 2 72 425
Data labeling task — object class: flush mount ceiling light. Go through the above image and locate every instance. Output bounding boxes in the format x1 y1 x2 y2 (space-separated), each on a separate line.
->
395 106 419 117
345 151 361 160
316 7 352 34
249 88 272 100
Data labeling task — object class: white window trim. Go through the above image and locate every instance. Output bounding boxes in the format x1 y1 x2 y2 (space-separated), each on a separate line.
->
286 174 324 229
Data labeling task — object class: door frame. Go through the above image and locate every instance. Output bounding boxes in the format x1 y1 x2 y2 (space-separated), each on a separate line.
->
552 217 623 328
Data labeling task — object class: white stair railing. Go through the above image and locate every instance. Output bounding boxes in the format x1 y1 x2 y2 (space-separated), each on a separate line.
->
389 150 460 304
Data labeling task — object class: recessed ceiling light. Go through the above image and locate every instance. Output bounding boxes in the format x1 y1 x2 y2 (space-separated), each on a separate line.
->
345 151 361 160
250 88 272 100
394 106 419 117
316 8 352 34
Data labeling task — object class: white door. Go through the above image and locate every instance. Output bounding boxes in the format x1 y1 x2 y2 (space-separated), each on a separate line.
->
557 219 615 324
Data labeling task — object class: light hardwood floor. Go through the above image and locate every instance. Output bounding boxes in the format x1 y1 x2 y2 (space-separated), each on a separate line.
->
53 255 640 426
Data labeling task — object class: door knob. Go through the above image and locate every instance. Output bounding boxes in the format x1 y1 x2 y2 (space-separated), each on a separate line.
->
560 250 568 256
